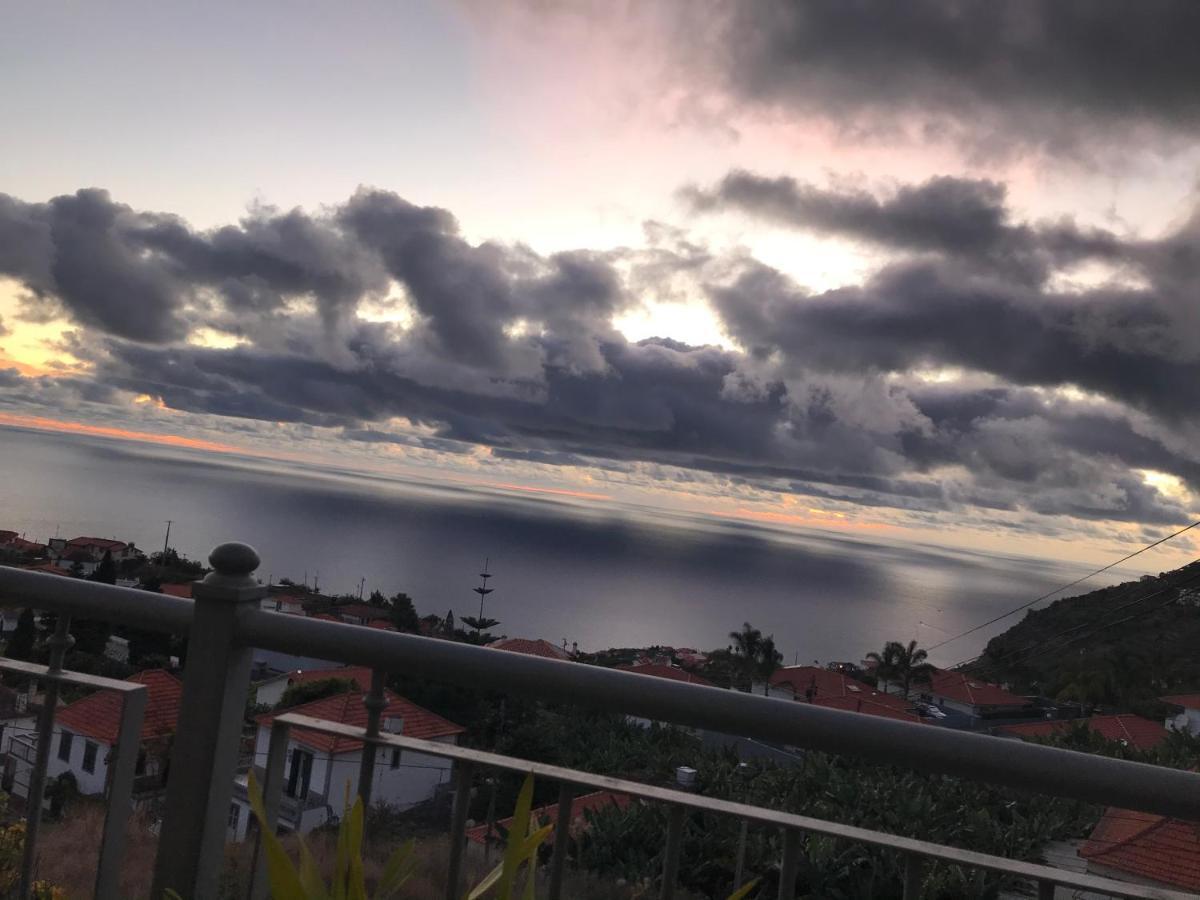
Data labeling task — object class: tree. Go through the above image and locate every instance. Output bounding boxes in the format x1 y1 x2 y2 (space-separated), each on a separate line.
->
368 589 387 607
461 615 500 633
389 592 420 633
756 634 782 695
277 676 356 710
5 608 37 661
729 622 763 692
74 551 117 655
866 639 935 699
89 550 116 585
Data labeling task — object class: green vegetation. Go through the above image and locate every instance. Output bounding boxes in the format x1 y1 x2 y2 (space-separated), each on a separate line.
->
728 623 782 694
867 639 934 699
971 560 1200 716
278 676 362 710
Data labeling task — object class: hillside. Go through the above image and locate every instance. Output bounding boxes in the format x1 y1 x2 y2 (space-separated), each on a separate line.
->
969 560 1200 716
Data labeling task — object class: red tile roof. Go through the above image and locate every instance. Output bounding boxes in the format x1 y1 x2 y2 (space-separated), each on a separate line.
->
1161 693 1200 711
311 613 342 622
65 537 127 551
367 620 397 631
488 638 571 660
925 669 1028 709
332 604 392 621
0 531 17 543
617 662 713 687
57 670 182 746
770 667 924 723
999 714 1168 751
1082 808 1200 891
21 563 71 577
5 537 45 554
160 583 193 599
466 791 630 845
256 690 463 754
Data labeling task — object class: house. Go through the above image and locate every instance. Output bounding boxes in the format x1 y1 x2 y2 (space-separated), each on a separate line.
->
487 638 572 661
51 537 138 567
229 689 464 841
56 549 99 576
1160 693 1200 735
893 668 1030 722
6 670 181 801
996 714 1168 751
328 604 393 627
770 666 925 723
1079 807 1200 893
466 791 630 847
253 665 375 709
617 662 712 686
0 534 47 560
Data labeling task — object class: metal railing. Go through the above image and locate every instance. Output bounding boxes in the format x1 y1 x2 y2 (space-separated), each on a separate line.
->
1 543 1199 899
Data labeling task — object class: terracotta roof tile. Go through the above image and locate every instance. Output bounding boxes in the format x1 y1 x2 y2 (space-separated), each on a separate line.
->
57 669 182 745
286 666 374 691
1161 693 1200 711
999 714 1168 750
257 690 463 754
926 669 1027 708
487 638 571 660
617 662 713 687
1082 808 1200 891
771 667 924 722
160 583 192 599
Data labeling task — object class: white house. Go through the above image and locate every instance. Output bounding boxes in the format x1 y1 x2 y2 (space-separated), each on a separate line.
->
228 688 464 841
5 669 181 801
1161 692 1200 735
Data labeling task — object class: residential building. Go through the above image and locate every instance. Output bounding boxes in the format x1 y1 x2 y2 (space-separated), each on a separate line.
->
1160 693 1200 735
1079 807 1200 893
487 637 572 660
329 603 393 627
770 666 926 723
896 668 1030 723
229 689 464 841
253 665 374 709
6 670 181 801
997 714 1168 751
617 662 712 686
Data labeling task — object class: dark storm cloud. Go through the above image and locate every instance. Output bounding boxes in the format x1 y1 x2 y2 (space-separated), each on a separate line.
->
709 0 1200 152
684 172 1123 281
4 184 1200 528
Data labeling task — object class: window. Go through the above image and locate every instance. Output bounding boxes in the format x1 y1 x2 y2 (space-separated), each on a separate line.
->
286 748 313 800
228 803 240 831
82 741 98 774
58 731 73 763
390 748 401 769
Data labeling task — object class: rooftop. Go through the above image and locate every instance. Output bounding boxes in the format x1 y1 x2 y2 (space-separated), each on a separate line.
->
1082 807 1200 891
57 669 182 745
617 662 713 687
256 689 464 753
998 715 1169 751
771 666 923 723
487 637 572 661
1161 693 1200 710
926 669 1028 709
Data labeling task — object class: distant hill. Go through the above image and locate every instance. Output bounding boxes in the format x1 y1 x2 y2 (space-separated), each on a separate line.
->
968 560 1200 716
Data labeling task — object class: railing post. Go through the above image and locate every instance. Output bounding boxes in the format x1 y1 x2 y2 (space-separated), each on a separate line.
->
94 684 148 900
151 543 265 900
1037 879 1056 900
18 615 72 900
733 818 748 894
547 783 574 900
356 669 387 808
777 828 801 900
903 853 925 900
445 760 474 900
660 804 685 900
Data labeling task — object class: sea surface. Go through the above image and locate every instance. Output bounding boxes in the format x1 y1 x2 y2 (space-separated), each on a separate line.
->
0 425 1133 666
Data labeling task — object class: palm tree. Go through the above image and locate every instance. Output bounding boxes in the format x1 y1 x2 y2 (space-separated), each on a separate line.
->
866 639 935 699
729 622 763 692
756 635 783 695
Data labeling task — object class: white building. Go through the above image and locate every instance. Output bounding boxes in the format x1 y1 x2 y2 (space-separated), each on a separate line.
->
5 670 180 801
1161 692 1200 735
228 689 464 841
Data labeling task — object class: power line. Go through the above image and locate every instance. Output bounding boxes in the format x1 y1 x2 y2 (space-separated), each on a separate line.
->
954 562 1200 672
927 520 1200 654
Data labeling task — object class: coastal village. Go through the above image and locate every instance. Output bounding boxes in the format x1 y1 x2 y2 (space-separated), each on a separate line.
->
1 527 1198 895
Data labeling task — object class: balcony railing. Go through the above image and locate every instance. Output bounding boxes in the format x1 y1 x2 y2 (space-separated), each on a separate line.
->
2 542 1199 900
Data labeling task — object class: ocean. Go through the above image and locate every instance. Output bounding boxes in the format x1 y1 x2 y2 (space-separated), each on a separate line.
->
0 425 1122 666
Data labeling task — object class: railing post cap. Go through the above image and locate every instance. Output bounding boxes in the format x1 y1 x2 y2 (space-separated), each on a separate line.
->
193 542 266 602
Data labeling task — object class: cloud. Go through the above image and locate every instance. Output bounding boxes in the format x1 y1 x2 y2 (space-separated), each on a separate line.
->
2 183 1200 531
708 1 1200 156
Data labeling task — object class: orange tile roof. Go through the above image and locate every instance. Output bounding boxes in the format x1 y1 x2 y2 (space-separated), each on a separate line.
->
1161 693 1200 711
617 662 713 687
488 638 571 660
257 690 463 754
57 669 182 746
285 666 374 691
65 537 127 550
160 583 192 599
466 791 630 845
999 714 1168 751
1082 808 1200 891
771 666 924 722
926 669 1027 708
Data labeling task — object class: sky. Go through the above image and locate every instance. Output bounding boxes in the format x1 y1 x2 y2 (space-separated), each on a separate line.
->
3 0 1200 569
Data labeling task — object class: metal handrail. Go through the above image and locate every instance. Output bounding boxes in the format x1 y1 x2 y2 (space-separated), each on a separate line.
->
269 712 1195 900
4 552 1200 899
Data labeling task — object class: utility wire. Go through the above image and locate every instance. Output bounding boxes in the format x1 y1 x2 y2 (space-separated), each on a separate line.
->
953 562 1200 672
927 520 1200 653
